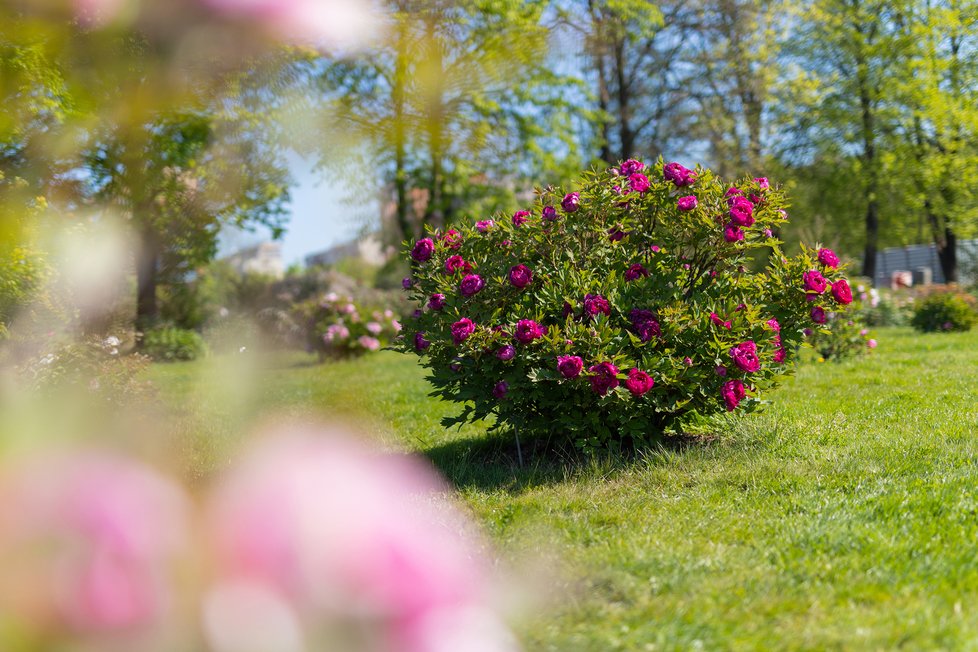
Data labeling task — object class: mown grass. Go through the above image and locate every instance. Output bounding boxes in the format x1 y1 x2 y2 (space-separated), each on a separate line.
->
150 327 978 651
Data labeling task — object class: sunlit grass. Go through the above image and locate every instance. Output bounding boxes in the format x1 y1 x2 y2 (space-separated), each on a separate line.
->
150 328 978 650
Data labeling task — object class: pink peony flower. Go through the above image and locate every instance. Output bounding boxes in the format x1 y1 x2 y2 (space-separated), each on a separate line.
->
625 263 649 281
728 197 755 227
620 159 645 175
867 339 878 349
583 294 611 319
439 229 462 249
624 369 654 396
729 340 761 373
607 227 626 242
475 219 495 233
459 274 485 297
0 451 190 635
508 264 533 289
514 319 546 344
767 318 781 332
817 248 840 268
402 277 413 290
411 238 434 262
357 335 380 351
628 173 651 193
444 255 472 274
414 332 431 350
773 347 787 363
722 379 746 411
754 177 770 190
512 210 530 226
831 279 853 304
451 319 476 345
677 195 698 211
557 355 584 378
561 192 580 213
724 224 744 242
803 270 828 294
811 306 827 324
663 162 695 187
629 309 661 342
492 381 509 400
715 365 728 376
366 322 382 335
709 312 732 330
542 205 557 221
588 362 620 396
496 345 516 361
428 294 446 311
684 356 693 366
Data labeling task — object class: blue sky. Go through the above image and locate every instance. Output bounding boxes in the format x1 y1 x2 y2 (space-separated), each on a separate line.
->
220 155 379 267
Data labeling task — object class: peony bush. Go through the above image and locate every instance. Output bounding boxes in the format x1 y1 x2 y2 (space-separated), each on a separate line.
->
295 292 402 361
397 159 853 450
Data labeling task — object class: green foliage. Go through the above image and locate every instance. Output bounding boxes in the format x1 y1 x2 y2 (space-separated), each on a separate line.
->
397 159 853 449
910 291 978 333
142 326 209 362
0 244 48 338
804 310 875 362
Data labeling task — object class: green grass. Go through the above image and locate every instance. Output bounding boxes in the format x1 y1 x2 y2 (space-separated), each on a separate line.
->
149 328 978 651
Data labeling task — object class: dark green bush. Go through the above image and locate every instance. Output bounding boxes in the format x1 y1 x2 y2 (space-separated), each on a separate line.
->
910 292 978 332
141 326 208 361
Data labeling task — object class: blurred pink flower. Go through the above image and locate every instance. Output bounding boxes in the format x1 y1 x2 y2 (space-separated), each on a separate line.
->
0 451 190 636
202 0 379 51
205 430 516 652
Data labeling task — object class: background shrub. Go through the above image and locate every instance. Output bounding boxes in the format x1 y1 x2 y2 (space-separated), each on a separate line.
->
141 326 209 361
397 159 852 450
293 293 401 361
910 291 978 332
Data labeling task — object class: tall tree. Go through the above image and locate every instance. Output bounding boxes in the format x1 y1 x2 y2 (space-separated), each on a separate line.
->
319 0 583 243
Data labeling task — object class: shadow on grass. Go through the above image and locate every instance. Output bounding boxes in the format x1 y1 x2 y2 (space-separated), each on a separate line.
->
422 428 720 493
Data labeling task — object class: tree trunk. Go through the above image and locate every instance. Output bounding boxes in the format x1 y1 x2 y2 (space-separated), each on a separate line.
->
939 227 957 283
423 18 445 231
857 54 878 281
613 36 634 160
136 224 160 332
393 20 411 240
588 0 613 165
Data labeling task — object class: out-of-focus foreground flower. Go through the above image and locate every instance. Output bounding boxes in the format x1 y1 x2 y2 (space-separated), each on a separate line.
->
0 429 519 652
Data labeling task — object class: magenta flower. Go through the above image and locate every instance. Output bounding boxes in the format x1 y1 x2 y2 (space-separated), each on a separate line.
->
608 227 626 242
444 255 471 274
715 365 728 377
439 228 462 249
401 277 413 290
625 263 649 281
414 332 431 350
561 192 580 213
588 361 620 396
722 379 746 411
663 162 695 187
509 264 533 289
728 197 755 227
729 340 761 373
620 159 645 175
629 308 661 342
451 318 476 345
411 238 434 262
459 274 485 297
628 173 651 193
514 319 546 344
557 355 584 378
624 368 655 396
492 381 509 399
803 269 828 294
583 294 611 319
710 312 732 329
831 278 853 304
724 224 744 242
512 210 530 226
767 318 781 332
867 338 878 349
725 186 743 200
817 248 840 268
754 177 770 190
542 205 558 221
677 195 698 211
475 219 494 233
496 345 516 361
358 335 380 351
811 306 827 324
428 294 446 311
684 356 693 366
773 346 787 363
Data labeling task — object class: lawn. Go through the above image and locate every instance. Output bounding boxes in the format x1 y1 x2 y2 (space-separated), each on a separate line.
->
150 327 978 651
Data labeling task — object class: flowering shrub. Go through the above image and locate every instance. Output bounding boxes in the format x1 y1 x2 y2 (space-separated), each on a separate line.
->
910 290 978 332
397 159 853 450
295 293 401 361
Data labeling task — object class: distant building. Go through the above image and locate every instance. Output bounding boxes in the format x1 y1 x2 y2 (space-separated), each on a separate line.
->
222 242 285 279
305 233 391 268
874 239 978 287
